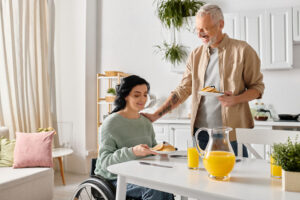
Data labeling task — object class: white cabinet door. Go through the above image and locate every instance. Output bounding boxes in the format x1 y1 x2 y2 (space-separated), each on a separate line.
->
293 6 300 41
223 13 240 40
265 8 293 69
169 125 192 150
153 124 170 144
240 11 266 68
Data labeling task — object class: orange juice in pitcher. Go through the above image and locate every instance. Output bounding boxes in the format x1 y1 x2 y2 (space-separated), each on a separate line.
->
203 151 235 178
194 127 236 181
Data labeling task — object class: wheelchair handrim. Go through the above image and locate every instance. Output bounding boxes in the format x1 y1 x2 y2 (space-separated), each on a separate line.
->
71 182 109 200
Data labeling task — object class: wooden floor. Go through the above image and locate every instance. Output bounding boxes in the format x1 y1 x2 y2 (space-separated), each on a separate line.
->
53 171 88 200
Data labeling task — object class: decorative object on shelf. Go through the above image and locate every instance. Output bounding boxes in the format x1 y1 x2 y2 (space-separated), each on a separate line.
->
155 0 205 65
105 88 116 102
272 137 300 192
104 71 122 76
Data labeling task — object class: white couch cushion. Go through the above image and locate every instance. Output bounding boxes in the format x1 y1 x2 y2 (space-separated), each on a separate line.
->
0 167 53 200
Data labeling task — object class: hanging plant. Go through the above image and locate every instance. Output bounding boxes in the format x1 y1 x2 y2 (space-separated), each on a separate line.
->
157 0 205 30
155 41 188 65
155 0 205 65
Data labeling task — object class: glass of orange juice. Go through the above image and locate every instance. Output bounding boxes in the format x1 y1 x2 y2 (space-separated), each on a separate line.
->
270 155 282 178
187 141 199 169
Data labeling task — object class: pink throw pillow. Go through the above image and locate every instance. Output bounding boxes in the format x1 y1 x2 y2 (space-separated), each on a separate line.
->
13 131 55 168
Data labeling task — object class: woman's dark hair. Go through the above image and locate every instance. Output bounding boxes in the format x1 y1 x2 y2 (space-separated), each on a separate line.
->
111 75 150 113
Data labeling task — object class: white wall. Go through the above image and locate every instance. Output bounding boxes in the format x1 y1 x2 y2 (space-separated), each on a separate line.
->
54 0 97 173
99 0 300 114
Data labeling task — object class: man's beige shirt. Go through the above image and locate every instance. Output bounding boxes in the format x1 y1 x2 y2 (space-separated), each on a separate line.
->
172 34 265 141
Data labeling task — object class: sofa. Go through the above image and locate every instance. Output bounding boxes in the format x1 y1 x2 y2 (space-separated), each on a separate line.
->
0 127 54 200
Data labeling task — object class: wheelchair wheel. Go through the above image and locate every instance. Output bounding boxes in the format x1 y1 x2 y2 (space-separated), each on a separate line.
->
71 177 115 200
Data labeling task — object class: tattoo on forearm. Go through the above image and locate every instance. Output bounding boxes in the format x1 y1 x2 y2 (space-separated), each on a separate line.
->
158 94 179 117
171 94 179 104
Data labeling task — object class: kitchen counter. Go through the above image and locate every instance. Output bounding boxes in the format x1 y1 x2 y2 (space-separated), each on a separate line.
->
154 118 191 124
254 120 300 127
155 118 300 128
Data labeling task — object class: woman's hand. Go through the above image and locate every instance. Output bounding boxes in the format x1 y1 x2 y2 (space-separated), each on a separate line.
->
132 144 158 157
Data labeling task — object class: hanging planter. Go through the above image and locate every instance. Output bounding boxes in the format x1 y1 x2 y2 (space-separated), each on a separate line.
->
155 41 188 65
155 0 205 65
157 0 204 30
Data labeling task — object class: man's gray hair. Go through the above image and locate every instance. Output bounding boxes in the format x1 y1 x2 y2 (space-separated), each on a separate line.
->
196 4 224 23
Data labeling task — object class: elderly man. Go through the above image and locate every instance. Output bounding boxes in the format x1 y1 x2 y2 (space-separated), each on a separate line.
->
144 4 265 157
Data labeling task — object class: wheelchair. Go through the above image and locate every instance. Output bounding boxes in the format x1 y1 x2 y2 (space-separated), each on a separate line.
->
71 158 140 200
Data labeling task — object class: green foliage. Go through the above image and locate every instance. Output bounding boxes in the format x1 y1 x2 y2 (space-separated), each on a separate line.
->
155 42 188 65
107 88 116 95
155 0 204 65
157 0 205 30
272 137 300 172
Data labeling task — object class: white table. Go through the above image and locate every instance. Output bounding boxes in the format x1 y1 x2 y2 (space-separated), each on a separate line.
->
108 152 300 200
52 148 73 185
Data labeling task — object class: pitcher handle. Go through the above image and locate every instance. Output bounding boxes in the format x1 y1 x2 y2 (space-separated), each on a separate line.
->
193 127 210 157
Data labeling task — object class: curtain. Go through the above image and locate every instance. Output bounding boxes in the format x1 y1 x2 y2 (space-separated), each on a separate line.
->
0 0 52 137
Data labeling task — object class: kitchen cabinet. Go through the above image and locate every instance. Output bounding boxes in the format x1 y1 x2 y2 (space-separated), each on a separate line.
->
223 13 240 40
226 8 293 70
293 6 300 41
264 8 293 69
153 124 170 144
240 11 266 67
169 125 192 151
153 120 191 150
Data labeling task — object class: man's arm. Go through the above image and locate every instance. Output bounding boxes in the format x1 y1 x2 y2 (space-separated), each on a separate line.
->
218 89 260 107
142 93 182 122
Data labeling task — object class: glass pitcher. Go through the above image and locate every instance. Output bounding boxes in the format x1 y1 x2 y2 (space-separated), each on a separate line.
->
193 127 236 181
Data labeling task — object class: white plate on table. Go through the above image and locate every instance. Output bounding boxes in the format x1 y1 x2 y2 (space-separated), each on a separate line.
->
152 150 177 155
198 91 224 97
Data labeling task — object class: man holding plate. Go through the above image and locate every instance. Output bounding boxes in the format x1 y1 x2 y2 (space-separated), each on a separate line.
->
144 4 265 157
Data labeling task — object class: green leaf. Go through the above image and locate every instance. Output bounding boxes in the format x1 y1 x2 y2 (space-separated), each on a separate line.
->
155 41 188 65
272 136 300 172
107 88 116 95
156 0 205 30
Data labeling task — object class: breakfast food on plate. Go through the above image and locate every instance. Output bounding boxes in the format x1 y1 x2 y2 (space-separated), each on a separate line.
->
201 86 220 93
151 142 176 152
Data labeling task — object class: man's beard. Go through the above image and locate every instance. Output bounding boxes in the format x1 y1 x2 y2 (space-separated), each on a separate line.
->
207 36 217 47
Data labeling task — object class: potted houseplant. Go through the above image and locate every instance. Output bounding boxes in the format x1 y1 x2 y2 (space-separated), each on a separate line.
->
105 88 116 102
272 137 300 192
155 0 205 65
155 41 188 65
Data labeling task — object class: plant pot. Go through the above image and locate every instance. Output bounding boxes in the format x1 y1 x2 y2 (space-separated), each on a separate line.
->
105 96 116 102
282 170 300 192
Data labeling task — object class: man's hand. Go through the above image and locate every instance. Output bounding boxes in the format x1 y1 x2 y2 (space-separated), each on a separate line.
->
218 91 239 107
132 144 158 157
141 113 159 122
218 89 261 107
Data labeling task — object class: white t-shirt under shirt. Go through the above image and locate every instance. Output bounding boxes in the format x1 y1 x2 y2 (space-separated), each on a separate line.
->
195 47 222 129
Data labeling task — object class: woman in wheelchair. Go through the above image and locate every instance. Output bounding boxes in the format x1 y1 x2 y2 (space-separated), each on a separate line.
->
93 75 174 200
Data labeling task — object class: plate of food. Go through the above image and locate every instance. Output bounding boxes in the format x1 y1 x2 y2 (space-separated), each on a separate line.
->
198 86 224 97
151 142 177 155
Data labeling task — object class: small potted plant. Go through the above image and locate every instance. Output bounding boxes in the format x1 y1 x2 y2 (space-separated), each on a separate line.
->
105 88 116 102
272 137 300 192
